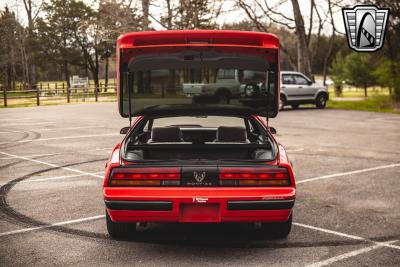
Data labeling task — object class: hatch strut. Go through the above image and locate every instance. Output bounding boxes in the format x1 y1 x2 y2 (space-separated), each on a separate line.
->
124 72 133 127
266 71 271 129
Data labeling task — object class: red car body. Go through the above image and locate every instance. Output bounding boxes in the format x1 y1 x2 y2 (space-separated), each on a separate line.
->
103 30 295 238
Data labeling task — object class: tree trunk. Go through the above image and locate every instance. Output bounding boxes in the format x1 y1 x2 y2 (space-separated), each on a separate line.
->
280 44 297 70
95 50 100 92
291 0 313 80
10 39 17 91
322 38 334 86
63 60 70 88
323 0 335 86
364 83 368 97
166 0 173 29
104 56 109 92
23 0 36 89
6 40 13 91
142 0 150 30
6 62 12 92
93 73 100 93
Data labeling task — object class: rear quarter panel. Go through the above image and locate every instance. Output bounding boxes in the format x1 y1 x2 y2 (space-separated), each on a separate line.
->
104 144 122 187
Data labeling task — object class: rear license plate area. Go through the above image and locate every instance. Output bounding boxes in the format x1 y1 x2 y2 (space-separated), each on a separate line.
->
179 203 221 222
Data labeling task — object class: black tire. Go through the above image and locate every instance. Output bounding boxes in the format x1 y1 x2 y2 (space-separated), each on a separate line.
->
217 92 230 104
291 104 299 109
261 213 292 238
106 211 136 238
316 93 327 109
279 95 286 111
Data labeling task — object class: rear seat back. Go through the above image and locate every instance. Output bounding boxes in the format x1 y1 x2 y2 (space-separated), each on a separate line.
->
215 126 249 143
149 127 184 143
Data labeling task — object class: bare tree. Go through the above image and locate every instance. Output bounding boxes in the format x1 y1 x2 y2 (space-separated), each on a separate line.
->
322 0 336 85
236 0 297 70
142 0 150 30
22 0 44 88
236 0 333 80
291 0 312 79
165 0 173 29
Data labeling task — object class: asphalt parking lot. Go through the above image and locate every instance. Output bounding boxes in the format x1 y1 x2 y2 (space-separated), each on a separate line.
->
0 103 399 266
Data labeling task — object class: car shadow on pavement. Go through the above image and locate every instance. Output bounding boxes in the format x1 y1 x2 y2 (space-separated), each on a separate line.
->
112 222 378 249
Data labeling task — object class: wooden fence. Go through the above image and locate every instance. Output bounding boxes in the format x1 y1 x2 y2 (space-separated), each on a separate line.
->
1 84 117 107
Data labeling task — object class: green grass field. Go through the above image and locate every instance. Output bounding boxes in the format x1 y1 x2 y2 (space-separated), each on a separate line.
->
326 95 399 114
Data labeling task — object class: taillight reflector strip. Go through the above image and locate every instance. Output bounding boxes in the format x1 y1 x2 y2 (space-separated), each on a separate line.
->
110 179 161 186
238 179 289 186
111 167 181 180
219 167 288 180
109 167 181 186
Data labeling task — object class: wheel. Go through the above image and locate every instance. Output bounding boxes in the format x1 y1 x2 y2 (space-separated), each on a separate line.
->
279 95 286 110
291 104 299 109
106 211 136 238
244 83 260 97
261 213 292 238
217 93 230 104
316 93 327 109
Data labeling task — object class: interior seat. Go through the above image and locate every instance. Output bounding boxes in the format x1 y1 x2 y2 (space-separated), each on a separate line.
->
252 149 273 160
215 126 249 143
148 127 184 143
125 150 144 161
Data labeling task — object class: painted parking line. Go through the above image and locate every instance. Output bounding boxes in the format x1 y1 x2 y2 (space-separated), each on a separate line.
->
0 151 103 179
294 222 400 251
0 117 37 122
286 148 304 153
0 130 26 134
26 125 106 132
0 125 104 134
305 240 398 267
0 121 56 127
0 215 105 238
0 147 112 160
0 133 119 145
0 172 104 186
297 163 400 184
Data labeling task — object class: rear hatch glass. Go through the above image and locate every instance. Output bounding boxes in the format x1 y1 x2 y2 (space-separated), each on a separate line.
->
119 48 279 117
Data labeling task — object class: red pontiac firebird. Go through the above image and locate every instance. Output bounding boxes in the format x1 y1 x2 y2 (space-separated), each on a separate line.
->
103 30 296 238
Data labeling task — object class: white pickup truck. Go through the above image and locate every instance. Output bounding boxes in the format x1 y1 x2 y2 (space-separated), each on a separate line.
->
182 69 242 104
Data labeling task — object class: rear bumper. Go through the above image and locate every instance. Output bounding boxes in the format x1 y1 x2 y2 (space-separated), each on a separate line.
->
104 187 295 223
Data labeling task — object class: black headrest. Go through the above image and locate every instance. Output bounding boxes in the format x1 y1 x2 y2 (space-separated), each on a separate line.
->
216 126 247 142
151 127 183 142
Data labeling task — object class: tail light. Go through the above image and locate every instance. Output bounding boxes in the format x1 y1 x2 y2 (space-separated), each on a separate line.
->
219 167 290 186
109 167 181 186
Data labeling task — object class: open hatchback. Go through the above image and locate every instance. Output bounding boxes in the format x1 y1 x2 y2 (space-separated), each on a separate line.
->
104 30 296 239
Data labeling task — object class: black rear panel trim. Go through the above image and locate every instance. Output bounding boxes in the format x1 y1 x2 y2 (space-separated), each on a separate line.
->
105 200 172 211
227 200 294 210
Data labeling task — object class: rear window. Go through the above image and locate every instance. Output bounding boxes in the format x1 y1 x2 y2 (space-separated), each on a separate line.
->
216 69 236 80
119 49 279 117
